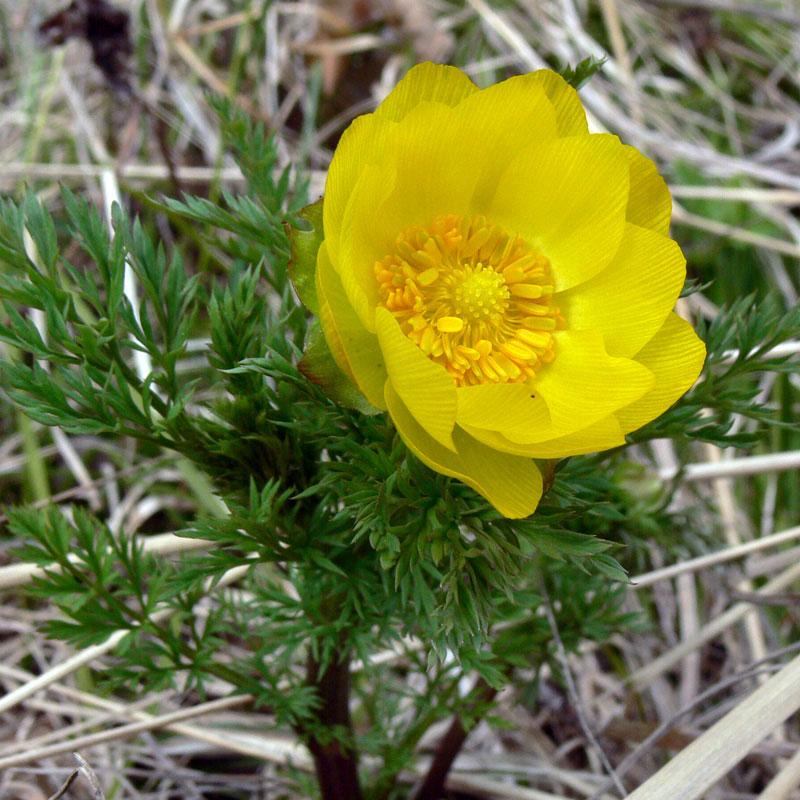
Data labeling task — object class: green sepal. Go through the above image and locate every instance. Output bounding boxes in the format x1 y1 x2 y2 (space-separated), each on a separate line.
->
299 321 380 415
536 458 559 494
285 198 323 315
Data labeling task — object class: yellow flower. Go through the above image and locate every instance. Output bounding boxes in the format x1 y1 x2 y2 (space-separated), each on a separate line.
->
312 62 705 518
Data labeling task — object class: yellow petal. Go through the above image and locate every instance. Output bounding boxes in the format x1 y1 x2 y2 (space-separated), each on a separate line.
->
368 101 485 233
489 134 630 291
338 88 551 323
616 313 706 433
375 62 479 122
456 383 550 431
375 307 457 450
510 414 625 457
556 222 685 358
316 241 387 409
386 383 544 518
337 163 397 330
324 114 397 259
329 104 487 284
450 74 558 206
330 75 572 299
625 145 672 236
464 413 625 457
506 329 655 441
355 80 557 245
529 69 589 136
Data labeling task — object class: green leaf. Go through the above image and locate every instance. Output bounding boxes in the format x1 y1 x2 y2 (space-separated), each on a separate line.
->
299 321 378 414
591 554 630 584
23 189 59 273
286 199 323 315
560 56 606 89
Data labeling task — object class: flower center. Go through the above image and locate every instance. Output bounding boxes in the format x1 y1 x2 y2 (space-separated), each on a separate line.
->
375 214 564 387
452 266 509 322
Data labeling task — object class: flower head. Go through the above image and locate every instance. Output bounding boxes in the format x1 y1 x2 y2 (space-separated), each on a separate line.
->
307 63 705 517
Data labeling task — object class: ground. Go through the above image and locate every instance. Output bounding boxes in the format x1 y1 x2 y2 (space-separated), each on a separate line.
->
1 1 799 799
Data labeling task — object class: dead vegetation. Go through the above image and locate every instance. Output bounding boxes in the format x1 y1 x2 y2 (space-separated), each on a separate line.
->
1 1 799 798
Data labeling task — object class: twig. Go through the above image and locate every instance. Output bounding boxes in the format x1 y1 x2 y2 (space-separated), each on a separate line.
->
292 34 385 56
598 0 643 127
71 754 105 800
444 772 573 800
659 451 800 482
0 662 306 769
672 204 800 258
623 651 800 799
708 441 769 680
47 770 82 800
0 695 256 771
630 524 800 589
628 559 800 690
169 35 266 120
641 0 800 25
0 689 173 757
718 340 800 365
0 528 213 591
539 577 626 797
590 645 800 799
0 563 251 716
757 744 800 800
669 186 800 204
0 455 170 526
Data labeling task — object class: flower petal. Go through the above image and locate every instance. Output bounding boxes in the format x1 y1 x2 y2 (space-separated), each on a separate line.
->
626 146 671 236
332 82 561 312
337 163 397 330
375 62 479 122
463 413 625 457
514 414 625 457
316 241 387 409
386 382 544 518
456 383 550 431
368 101 488 232
529 69 589 136
505 329 655 441
489 134 630 291
556 222 685 358
376 306 457 450
616 313 706 433
450 74 558 205
324 114 397 259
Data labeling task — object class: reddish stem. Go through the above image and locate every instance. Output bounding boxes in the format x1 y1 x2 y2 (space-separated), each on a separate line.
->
304 649 364 800
411 678 499 800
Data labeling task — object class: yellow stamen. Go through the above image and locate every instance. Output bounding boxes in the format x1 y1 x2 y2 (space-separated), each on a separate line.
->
509 283 543 299
375 214 564 386
436 316 465 333
417 268 439 286
517 329 552 348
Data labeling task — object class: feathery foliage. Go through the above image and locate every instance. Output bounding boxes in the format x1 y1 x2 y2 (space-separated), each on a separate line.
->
2 89 797 798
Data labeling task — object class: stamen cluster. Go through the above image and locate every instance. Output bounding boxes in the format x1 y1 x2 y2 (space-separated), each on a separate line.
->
376 214 564 386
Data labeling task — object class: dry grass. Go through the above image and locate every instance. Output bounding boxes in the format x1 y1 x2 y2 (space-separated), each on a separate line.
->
1 1 799 798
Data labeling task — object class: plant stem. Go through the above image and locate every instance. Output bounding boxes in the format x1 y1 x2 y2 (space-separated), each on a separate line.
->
304 647 364 800
411 677 498 800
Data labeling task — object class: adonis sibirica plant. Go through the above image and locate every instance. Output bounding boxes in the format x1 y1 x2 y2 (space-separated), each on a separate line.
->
1 60 798 800
297 62 705 518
